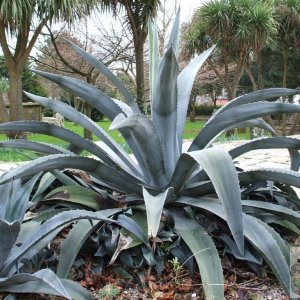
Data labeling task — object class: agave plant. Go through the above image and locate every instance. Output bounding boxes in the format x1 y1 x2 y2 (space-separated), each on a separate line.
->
0 12 300 299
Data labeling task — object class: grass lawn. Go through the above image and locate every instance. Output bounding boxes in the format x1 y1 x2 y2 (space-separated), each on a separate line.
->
0 118 250 161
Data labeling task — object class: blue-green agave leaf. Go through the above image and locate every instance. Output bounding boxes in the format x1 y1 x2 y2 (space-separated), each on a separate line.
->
173 211 224 300
243 214 292 295
168 154 199 195
148 19 160 107
0 181 17 219
110 113 168 187
242 200 300 228
63 39 140 114
32 71 143 169
239 168 300 189
60 278 93 300
255 219 290 263
229 137 300 171
0 220 20 270
152 47 179 177
167 8 180 58
177 45 215 151
219 234 262 264
0 269 73 299
43 185 104 210
190 102 300 150
0 121 109 164
143 187 173 238
226 118 277 135
0 155 143 195
173 147 244 253
24 92 139 175
5 173 41 222
0 140 71 155
211 88 299 120
33 70 126 121
175 197 293 295
1 210 116 275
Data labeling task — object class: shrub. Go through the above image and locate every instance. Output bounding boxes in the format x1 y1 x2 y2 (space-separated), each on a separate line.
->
194 104 222 116
0 12 300 299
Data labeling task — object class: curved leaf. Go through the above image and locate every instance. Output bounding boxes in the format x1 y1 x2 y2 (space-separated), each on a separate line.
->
24 92 140 176
239 168 300 189
0 140 71 155
211 88 299 120
242 200 300 229
0 121 124 170
173 147 244 253
63 39 140 114
0 155 143 195
110 114 168 187
32 71 143 171
177 45 215 151
0 269 72 299
6 173 41 222
60 279 92 300
190 102 300 150
33 70 124 121
229 136 300 171
175 197 292 294
255 218 290 263
152 47 179 177
1 210 116 275
173 211 224 300
43 185 105 210
226 118 277 135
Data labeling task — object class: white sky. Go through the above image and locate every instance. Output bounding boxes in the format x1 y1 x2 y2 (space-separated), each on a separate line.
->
177 0 208 22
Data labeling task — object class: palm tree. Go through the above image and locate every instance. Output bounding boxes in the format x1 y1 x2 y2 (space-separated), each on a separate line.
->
185 0 277 99
276 0 300 88
0 0 98 137
239 0 277 90
99 0 161 113
184 0 248 101
275 0 300 135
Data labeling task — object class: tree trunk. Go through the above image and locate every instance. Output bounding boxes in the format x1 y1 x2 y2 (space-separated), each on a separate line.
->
256 51 264 90
135 43 146 114
7 67 25 139
135 45 146 114
83 102 93 140
0 94 9 123
289 114 300 135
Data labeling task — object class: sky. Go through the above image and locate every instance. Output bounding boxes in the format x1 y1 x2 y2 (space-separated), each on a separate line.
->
177 0 208 22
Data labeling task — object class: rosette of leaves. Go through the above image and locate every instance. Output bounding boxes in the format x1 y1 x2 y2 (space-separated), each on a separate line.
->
0 11 300 299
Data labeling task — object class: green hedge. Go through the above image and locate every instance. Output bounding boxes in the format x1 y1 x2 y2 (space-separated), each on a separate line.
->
194 104 222 116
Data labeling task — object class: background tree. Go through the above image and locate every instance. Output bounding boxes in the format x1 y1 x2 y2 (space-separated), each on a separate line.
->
275 0 300 135
0 0 98 137
99 0 161 113
184 0 277 99
35 18 133 139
